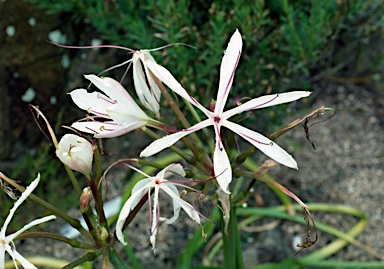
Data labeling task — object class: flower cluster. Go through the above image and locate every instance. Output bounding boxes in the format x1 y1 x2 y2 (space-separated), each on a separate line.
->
62 29 310 253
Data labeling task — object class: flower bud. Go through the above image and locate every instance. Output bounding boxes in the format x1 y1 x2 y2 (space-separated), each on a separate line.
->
56 134 94 176
79 187 92 213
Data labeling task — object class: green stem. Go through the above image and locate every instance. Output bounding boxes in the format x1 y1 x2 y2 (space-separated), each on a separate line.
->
109 247 130 269
15 231 94 249
62 250 102 269
87 174 107 228
93 146 103 187
222 197 244 269
64 165 83 196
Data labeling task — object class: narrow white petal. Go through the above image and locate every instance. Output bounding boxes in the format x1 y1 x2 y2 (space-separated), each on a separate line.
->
140 119 211 157
213 142 232 194
69 89 111 117
116 180 153 245
223 120 298 169
158 163 186 179
215 29 242 115
158 183 181 224
7 248 37 269
133 56 160 116
150 186 160 250
84 75 132 104
0 246 6 269
6 215 56 242
0 175 40 238
161 184 201 224
145 61 210 116
223 91 311 119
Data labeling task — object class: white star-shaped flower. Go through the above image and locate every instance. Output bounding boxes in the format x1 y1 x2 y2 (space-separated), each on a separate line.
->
116 163 201 252
140 29 311 193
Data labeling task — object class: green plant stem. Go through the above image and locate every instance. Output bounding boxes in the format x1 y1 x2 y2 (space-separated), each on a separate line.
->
109 247 130 269
222 198 244 269
15 231 94 249
64 165 83 196
93 146 103 187
87 174 107 228
62 250 102 269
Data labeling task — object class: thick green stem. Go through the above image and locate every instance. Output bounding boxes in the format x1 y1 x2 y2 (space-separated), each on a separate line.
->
62 250 102 269
222 198 244 269
87 174 107 228
15 231 94 249
94 146 103 187
109 247 130 269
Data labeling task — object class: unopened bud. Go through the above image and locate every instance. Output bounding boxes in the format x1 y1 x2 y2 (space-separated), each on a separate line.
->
209 99 216 112
56 134 94 176
80 187 92 213
98 226 109 242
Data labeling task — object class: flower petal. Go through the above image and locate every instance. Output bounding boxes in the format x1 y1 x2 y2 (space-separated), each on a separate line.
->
71 120 144 138
223 91 311 119
115 178 154 245
160 184 201 224
6 247 38 269
133 55 161 117
214 29 242 115
213 141 232 194
145 61 210 116
84 75 133 104
140 119 211 157
158 163 186 179
107 103 148 125
158 183 182 224
0 175 40 238
69 89 112 118
223 120 298 169
6 215 56 242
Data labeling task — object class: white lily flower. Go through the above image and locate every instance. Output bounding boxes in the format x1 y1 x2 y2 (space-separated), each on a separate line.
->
70 74 153 138
132 50 161 117
0 174 56 269
116 163 201 252
56 134 94 176
140 29 311 193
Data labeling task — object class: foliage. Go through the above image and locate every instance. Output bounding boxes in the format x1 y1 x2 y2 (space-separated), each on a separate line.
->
27 0 379 101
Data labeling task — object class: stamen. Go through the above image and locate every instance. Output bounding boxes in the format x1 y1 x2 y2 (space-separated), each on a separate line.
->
88 109 109 117
99 125 115 132
249 93 280 110
97 93 117 104
241 132 272 146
